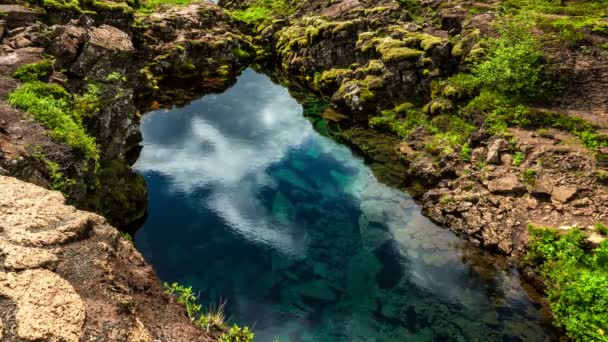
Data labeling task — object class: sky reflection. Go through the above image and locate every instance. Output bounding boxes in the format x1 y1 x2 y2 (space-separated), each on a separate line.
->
134 69 557 341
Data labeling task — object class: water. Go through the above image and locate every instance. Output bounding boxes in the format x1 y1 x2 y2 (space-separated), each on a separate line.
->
134 69 557 341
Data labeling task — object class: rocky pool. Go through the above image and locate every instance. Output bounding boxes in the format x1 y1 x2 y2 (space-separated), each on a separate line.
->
134 69 558 341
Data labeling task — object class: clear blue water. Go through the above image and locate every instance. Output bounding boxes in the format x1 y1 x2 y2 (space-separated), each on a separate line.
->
134 69 557 341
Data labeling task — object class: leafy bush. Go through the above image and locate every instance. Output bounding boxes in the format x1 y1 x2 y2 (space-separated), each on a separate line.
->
473 21 544 99
13 60 54 82
8 82 99 161
526 226 608 341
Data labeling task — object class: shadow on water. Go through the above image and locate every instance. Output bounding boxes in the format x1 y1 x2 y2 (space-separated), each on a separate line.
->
133 68 560 341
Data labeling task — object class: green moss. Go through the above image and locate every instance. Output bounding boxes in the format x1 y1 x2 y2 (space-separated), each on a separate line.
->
377 43 423 63
416 33 444 51
314 68 350 91
137 0 194 13
424 97 453 115
526 226 608 341
13 59 54 83
8 82 99 161
41 0 82 12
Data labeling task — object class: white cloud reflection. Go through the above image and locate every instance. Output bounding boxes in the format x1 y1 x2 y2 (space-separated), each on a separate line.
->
135 70 312 256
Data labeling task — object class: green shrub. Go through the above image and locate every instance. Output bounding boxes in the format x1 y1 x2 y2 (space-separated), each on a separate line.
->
526 226 608 341
13 60 54 82
473 21 544 99
8 82 99 161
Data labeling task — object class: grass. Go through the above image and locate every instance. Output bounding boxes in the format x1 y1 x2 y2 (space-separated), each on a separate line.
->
136 0 196 13
8 81 99 162
163 282 254 341
526 226 608 341
229 0 293 30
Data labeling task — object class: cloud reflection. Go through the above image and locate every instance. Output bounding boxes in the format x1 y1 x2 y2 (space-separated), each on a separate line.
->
135 70 312 255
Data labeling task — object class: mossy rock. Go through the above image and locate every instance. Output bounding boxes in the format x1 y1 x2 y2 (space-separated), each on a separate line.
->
84 158 147 227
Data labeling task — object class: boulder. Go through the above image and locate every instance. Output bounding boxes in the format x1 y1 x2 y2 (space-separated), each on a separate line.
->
0 5 38 29
486 138 507 165
552 186 577 203
47 24 88 66
487 174 525 194
70 25 134 80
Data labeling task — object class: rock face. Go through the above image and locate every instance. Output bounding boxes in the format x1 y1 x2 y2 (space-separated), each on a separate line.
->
71 24 135 80
419 129 608 256
0 1 251 226
0 175 209 341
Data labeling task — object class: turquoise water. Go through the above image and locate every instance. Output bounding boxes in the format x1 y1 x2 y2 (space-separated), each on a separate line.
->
134 69 558 341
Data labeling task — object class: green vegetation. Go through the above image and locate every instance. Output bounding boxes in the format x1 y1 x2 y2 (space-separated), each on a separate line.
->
13 59 54 83
163 282 254 341
521 167 537 185
136 0 195 13
512 151 526 166
596 223 608 236
8 81 99 162
526 226 608 341
472 21 544 99
230 0 293 29
120 231 133 242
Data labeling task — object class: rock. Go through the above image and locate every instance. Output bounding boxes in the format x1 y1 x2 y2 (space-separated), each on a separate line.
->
0 175 207 340
0 241 59 271
0 5 38 29
530 177 553 197
500 153 513 166
596 147 608 167
0 20 5 40
551 186 577 203
0 269 86 342
586 233 606 247
487 174 525 194
486 138 507 165
47 24 88 66
70 25 135 79
9 35 32 49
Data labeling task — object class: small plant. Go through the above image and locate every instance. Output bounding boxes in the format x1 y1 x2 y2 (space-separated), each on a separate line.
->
596 223 608 236
219 325 254 342
460 143 472 162
163 282 202 319
105 71 123 82
521 168 537 185
512 151 526 166
163 282 252 338
120 232 133 242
